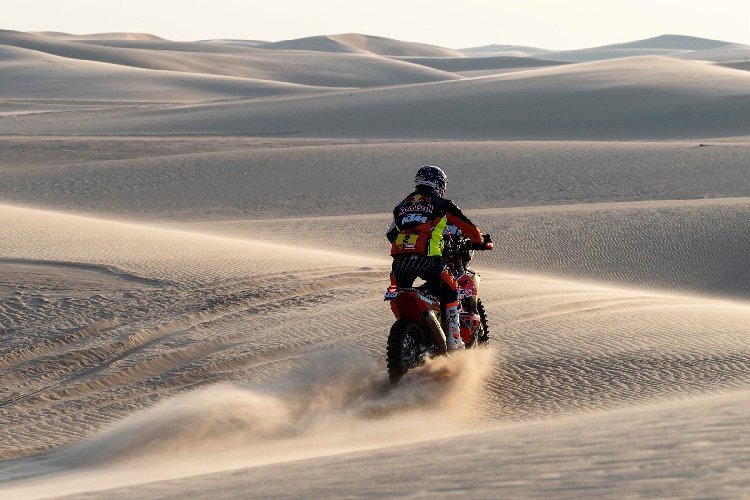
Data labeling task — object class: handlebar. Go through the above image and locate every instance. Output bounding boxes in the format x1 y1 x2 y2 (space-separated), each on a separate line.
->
471 235 494 251
471 242 493 250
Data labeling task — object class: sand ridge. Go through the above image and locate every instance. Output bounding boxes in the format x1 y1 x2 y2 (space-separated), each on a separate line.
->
32 32 167 42
0 44 332 102
2 139 749 219
0 30 459 90
3 56 749 138
540 34 750 62
257 33 464 57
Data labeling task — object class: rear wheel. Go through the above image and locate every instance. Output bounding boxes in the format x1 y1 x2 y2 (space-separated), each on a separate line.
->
477 298 490 344
387 319 426 384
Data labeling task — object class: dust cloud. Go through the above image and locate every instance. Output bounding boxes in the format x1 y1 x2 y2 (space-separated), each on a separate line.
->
2 347 495 499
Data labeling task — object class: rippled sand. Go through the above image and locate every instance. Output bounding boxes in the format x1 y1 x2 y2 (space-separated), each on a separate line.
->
3 188 750 497
3 29 750 498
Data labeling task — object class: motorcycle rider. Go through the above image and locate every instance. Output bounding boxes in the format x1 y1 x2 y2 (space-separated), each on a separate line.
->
386 165 492 350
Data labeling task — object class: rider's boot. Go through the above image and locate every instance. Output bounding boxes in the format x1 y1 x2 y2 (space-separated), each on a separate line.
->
445 302 464 350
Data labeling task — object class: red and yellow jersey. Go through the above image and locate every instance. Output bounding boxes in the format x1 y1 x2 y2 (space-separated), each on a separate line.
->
386 191 482 257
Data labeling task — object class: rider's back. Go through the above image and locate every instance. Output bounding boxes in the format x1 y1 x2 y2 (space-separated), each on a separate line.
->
388 185 482 258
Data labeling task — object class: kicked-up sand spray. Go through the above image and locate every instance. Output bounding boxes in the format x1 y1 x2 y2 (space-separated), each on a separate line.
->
1 347 495 499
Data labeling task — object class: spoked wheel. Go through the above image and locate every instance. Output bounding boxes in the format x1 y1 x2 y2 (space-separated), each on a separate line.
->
387 319 426 384
477 298 490 345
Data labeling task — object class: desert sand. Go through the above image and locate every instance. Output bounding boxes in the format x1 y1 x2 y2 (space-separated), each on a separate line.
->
2 30 750 498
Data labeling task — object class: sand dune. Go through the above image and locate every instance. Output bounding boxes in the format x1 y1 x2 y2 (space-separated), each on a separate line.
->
3 27 750 498
258 33 463 57
3 200 750 496
394 55 569 74
2 136 750 299
174 197 750 300
479 200 750 298
458 44 551 58
679 43 750 62
3 174 750 497
4 56 747 138
3 30 749 138
544 46 688 61
719 59 750 71
0 136 379 172
0 30 458 88
603 34 732 50
0 45 328 102
2 139 750 220
542 34 745 62
32 32 166 41
200 39 268 48
49 39 256 53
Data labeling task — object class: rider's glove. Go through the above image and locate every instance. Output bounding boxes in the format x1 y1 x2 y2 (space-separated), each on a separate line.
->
471 234 494 250
482 234 494 250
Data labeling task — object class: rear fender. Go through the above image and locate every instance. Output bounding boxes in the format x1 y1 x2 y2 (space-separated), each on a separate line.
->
390 291 441 347
391 291 433 317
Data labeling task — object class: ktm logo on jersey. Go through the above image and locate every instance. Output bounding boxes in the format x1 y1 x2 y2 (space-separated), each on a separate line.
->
401 213 428 224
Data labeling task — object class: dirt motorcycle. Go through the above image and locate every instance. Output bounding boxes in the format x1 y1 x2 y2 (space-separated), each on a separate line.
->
384 228 493 383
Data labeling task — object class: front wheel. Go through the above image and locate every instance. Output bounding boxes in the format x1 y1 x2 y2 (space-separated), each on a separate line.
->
477 298 490 344
387 319 426 384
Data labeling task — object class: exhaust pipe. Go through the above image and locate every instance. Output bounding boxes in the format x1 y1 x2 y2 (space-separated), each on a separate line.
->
423 310 447 353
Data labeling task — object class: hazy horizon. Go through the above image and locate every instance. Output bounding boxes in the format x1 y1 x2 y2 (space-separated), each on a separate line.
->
7 28 749 52
4 0 750 50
